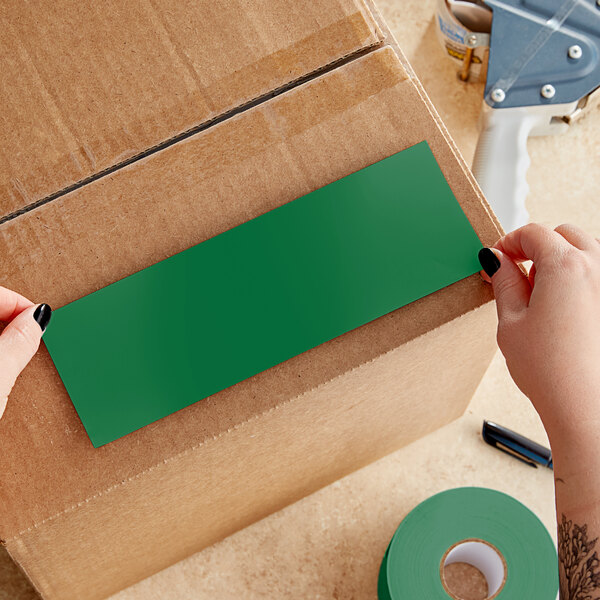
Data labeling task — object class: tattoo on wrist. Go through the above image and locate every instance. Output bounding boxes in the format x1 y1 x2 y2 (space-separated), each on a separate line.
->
558 514 600 599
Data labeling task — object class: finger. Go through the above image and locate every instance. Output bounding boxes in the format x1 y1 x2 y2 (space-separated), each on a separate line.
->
494 223 570 266
482 249 531 318
0 286 34 321
0 304 50 419
554 223 598 251
528 263 537 287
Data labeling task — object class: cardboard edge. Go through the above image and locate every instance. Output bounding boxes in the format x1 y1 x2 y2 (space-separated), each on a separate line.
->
7 296 495 544
357 0 385 41
3 544 46 600
362 0 504 238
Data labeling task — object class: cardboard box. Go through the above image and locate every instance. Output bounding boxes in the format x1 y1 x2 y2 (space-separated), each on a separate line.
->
0 2 502 599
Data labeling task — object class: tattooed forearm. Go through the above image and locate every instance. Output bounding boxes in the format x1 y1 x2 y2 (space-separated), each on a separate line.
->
558 514 600 599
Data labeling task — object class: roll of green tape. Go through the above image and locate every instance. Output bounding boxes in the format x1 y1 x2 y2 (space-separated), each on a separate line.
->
378 488 558 599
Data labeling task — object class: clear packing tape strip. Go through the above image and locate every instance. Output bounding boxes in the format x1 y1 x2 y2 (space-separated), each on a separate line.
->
378 488 559 599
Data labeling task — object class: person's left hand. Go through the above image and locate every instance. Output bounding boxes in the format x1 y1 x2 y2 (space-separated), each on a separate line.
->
0 287 51 420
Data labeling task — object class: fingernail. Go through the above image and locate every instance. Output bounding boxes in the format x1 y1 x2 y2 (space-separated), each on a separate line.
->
33 304 52 332
478 248 501 278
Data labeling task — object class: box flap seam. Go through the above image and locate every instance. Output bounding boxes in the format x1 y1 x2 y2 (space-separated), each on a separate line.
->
0 40 384 228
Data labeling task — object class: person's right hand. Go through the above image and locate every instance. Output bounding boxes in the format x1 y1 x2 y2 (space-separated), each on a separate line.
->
480 224 600 597
0 287 51 420
479 223 600 439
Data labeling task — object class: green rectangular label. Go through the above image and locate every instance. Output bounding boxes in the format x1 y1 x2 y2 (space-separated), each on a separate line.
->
44 142 483 447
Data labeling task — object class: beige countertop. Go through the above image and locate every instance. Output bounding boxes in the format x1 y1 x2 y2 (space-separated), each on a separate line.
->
1 1 598 598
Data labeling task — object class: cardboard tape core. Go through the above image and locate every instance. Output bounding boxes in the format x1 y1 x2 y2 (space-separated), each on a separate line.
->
441 539 506 600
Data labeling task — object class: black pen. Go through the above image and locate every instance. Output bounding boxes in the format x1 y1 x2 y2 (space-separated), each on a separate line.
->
482 420 553 469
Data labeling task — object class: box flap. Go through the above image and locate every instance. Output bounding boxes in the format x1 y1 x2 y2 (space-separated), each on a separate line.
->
0 0 382 217
0 47 500 540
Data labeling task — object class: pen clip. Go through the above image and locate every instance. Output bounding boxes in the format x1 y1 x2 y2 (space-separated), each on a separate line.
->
493 440 538 469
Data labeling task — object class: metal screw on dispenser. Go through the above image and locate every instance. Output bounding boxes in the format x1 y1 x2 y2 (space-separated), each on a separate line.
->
467 34 478 48
540 84 556 99
490 88 506 103
568 45 583 59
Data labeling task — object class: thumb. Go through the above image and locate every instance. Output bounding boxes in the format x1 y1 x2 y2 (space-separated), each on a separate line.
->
0 304 52 419
479 248 531 319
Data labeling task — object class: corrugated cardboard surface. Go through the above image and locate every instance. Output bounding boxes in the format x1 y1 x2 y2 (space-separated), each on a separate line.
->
0 0 382 216
0 2 501 598
0 46 499 539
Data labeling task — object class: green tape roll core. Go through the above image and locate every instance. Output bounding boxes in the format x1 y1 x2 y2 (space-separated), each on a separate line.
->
378 488 558 599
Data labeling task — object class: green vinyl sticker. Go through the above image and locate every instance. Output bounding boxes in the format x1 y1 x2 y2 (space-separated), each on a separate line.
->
44 141 484 447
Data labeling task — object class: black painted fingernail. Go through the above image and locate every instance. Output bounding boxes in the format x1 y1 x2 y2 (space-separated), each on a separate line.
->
478 248 501 278
33 304 52 332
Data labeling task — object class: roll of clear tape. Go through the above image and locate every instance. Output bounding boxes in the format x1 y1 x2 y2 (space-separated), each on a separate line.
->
378 488 558 599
